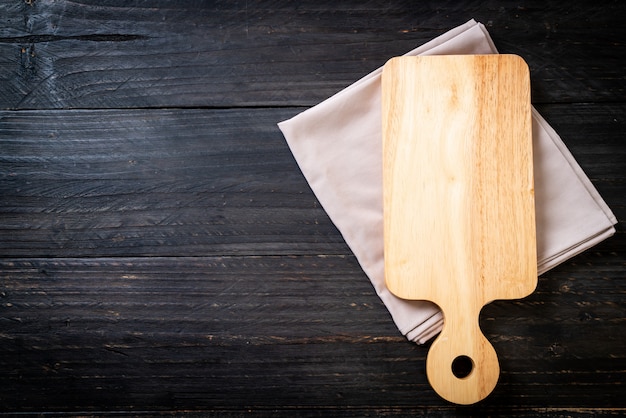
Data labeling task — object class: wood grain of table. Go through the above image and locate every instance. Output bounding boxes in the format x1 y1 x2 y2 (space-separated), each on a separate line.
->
1 1 625 416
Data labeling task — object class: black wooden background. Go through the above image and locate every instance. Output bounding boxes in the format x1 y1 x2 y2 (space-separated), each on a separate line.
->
1 1 625 416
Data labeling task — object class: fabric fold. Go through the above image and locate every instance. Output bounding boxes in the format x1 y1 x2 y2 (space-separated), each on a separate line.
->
278 19 617 344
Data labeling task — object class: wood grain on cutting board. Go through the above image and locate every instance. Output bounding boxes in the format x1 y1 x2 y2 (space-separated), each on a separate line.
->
382 55 536 404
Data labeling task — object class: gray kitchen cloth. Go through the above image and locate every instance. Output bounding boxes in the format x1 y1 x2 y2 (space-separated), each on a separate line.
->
278 19 617 344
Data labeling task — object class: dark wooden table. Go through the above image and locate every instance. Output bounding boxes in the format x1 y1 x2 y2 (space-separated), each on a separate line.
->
1 1 624 416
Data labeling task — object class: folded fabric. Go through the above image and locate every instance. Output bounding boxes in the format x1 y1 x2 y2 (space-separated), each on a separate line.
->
277 19 617 344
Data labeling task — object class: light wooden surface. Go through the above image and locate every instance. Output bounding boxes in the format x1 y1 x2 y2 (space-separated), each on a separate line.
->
382 55 537 404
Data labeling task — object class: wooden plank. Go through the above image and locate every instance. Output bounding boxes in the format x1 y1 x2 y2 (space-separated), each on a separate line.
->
0 104 623 259
0 256 420 412
0 107 350 257
0 1 624 109
0 255 624 412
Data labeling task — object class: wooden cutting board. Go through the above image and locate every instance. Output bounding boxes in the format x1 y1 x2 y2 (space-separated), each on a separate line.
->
381 55 537 405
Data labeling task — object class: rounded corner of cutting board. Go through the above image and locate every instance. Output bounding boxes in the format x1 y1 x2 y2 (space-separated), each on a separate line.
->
501 53 530 66
381 56 405 79
382 56 403 67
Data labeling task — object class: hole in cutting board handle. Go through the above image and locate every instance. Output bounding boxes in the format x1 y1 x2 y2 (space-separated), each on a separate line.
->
451 355 474 379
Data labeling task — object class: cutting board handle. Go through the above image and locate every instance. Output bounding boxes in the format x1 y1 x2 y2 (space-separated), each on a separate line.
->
426 309 500 405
